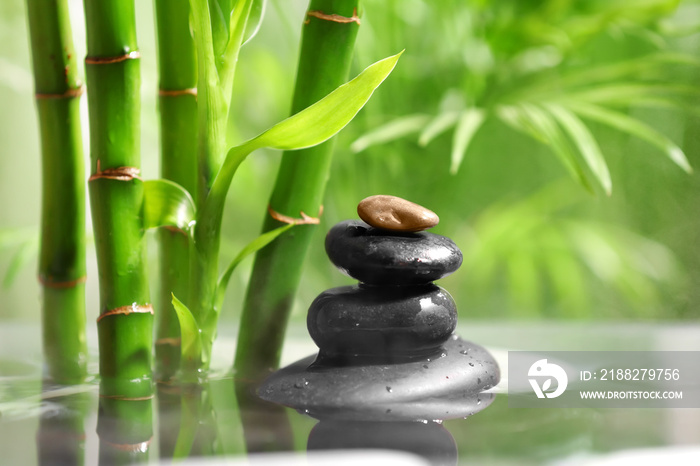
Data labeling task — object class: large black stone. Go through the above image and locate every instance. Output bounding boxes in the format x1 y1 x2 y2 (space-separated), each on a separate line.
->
307 284 457 362
258 335 500 422
325 220 463 286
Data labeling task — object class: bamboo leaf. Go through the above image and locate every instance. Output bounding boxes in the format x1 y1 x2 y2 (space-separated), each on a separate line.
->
171 293 204 371
350 114 430 153
215 223 293 311
203 52 402 230
220 0 254 93
143 180 197 231
419 111 460 147
567 83 700 106
567 101 693 173
252 51 403 151
501 104 594 193
547 104 612 195
2 235 39 289
0 228 36 251
210 0 234 68
242 0 266 46
450 108 486 174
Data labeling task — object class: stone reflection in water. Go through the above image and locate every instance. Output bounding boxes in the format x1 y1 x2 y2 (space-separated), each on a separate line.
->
235 379 294 454
37 385 89 466
308 419 457 466
260 198 500 422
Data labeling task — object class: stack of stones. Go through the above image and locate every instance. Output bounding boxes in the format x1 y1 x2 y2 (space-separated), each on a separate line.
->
309 195 464 365
259 195 499 421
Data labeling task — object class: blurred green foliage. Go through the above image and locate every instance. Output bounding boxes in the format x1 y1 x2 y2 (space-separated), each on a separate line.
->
1 0 699 322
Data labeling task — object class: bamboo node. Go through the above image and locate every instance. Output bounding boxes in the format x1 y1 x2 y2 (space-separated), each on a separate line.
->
89 160 141 182
102 438 152 453
307 8 360 25
155 337 181 347
38 274 87 289
158 87 197 97
268 204 323 225
162 225 188 236
35 85 85 100
99 394 155 401
97 303 154 322
85 50 141 65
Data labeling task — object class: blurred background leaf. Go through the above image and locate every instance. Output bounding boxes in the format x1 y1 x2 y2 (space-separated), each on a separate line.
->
1 0 699 323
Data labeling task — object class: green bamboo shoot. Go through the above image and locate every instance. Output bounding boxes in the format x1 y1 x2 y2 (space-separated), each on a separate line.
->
26 0 87 385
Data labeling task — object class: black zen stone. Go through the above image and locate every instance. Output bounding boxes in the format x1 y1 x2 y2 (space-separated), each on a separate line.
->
258 335 499 422
307 284 457 363
325 220 463 286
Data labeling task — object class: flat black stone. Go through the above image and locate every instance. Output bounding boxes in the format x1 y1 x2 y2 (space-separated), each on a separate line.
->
258 335 499 422
325 220 463 286
307 284 457 362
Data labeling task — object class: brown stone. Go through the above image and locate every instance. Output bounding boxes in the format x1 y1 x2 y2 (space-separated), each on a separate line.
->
357 195 439 232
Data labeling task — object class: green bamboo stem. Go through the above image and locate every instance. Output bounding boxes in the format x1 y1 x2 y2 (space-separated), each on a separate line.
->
26 0 87 384
83 0 152 398
154 0 198 382
234 0 361 379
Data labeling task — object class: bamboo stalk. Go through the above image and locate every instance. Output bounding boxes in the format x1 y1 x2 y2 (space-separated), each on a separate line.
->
154 0 198 383
234 0 361 379
26 0 87 384
83 0 152 399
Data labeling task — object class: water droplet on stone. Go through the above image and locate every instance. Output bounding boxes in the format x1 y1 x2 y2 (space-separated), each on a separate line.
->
386 386 392 393
459 350 468 355
423 364 429 369
418 419 428 424
477 398 482 405
440 352 447 358
386 409 392 414
468 362 474 367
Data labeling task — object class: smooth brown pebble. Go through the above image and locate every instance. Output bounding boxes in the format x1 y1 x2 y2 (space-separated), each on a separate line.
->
357 195 439 232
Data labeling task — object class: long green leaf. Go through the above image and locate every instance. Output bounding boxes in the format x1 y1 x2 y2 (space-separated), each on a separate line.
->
500 104 593 192
215 223 293 311
142 179 196 230
419 111 460 146
202 52 403 231
0 228 36 251
220 0 254 95
253 51 403 151
567 83 700 106
350 114 430 153
547 103 612 195
567 101 693 173
242 0 265 46
2 235 39 288
450 108 485 174
171 293 204 374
